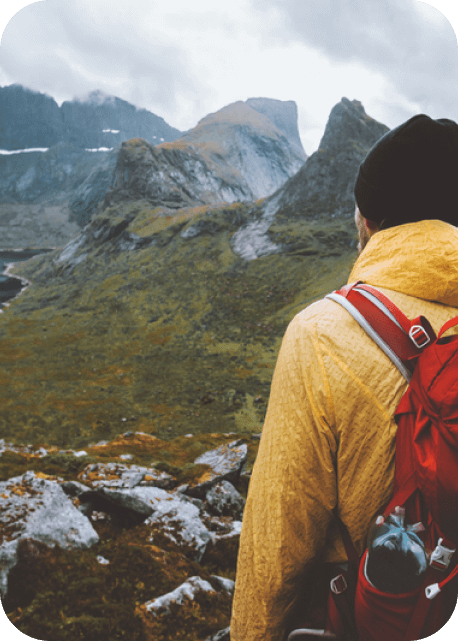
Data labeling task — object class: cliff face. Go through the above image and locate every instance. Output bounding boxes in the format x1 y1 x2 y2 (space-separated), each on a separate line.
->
104 100 306 211
230 98 389 261
0 143 115 205
245 97 305 158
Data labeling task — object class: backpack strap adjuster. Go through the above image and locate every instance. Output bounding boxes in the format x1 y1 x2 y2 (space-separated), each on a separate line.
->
409 325 431 349
330 574 347 594
430 538 455 570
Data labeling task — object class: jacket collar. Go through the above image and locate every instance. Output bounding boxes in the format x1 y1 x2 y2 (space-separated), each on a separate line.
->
348 220 458 307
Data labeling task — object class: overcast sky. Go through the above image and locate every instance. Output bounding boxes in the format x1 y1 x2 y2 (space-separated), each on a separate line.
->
0 0 457 153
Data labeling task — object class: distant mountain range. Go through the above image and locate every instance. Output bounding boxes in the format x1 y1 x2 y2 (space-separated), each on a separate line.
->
0 85 182 150
0 87 308 243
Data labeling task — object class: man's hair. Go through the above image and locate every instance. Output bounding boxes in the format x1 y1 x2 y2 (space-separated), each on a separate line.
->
354 114 458 229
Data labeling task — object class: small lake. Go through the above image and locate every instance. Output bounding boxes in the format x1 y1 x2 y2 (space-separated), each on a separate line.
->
0 249 53 306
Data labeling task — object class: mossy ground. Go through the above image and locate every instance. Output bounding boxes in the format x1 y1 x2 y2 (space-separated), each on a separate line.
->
2 432 251 639
1 198 357 639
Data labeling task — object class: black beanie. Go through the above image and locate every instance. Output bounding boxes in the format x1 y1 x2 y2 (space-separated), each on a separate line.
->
354 114 458 228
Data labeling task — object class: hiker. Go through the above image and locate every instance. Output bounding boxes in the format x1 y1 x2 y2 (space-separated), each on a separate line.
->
230 115 458 641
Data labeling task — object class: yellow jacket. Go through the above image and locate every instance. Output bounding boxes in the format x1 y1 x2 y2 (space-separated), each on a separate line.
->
231 220 458 641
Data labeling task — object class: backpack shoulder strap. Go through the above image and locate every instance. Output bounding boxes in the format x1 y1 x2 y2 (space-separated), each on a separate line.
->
326 282 436 382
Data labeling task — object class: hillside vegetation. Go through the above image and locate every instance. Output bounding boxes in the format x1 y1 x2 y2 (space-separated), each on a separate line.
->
4 199 357 450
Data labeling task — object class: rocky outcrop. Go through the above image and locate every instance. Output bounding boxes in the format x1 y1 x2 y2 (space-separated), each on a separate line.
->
0 94 305 245
68 146 120 226
0 85 181 151
230 98 389 261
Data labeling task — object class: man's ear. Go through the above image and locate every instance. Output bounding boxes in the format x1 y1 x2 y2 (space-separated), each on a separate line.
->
364 218 379 231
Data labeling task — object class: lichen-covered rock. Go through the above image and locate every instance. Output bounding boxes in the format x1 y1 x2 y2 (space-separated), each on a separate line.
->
0 471 98 599
137 575 232 641
185 440 247 498
143 489 212 562
78 461 175 490
205 480 245 519
143 576 215 614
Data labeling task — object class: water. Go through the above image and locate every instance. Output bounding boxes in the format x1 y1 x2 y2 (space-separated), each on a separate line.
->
0 249 53 306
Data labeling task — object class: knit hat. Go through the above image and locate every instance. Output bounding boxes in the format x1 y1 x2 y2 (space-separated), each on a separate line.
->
354 114 458 228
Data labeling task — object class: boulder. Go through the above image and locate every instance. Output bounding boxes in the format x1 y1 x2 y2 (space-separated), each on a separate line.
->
143 576 215 615
185 440 247 499
74 484 212 561
204 480 245 519
78 461 175 490
143 489 212 562
0 471 98 599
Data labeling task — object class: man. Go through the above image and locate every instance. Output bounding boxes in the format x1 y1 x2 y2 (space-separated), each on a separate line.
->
231 115 458 641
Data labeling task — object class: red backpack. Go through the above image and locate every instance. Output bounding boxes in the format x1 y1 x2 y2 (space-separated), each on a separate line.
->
288 282 458 641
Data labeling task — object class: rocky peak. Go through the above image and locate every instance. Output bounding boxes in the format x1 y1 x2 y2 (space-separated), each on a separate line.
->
318 97 387 153
245 97 306 158
271 98 389 220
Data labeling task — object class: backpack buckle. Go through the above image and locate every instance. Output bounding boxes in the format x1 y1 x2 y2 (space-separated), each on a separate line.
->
430 538 455 571
330 574 347 594
409 325 431 349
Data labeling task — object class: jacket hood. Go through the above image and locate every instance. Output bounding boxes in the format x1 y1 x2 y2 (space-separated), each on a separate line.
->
349 220 458 307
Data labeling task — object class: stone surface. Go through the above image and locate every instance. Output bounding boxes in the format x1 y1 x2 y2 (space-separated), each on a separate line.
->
0 471 99 599
205 480 245 519
78 461 176 490
144 489 212 561
185 440 248 498
246 97 306 157
231 98 388 262
143 576 216 614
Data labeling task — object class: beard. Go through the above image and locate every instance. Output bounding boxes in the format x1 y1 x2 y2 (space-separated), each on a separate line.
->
357 226 371 255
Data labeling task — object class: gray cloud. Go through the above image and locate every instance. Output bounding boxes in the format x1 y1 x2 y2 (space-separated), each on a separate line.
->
0 0 210 120
249 0 458 122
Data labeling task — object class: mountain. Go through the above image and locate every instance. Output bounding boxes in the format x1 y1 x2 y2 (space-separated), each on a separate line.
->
101 100 306 216
273 97 389 222
0 85 181 150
